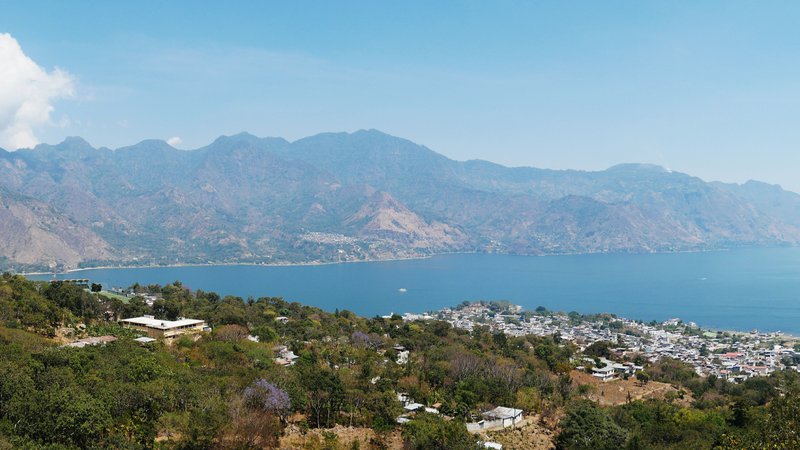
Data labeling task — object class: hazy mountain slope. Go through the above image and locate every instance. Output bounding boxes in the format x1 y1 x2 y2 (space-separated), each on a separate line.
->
0 187 113 271
278 132 800 250
0 130 798 270
713 180 800 226
344 191 468 249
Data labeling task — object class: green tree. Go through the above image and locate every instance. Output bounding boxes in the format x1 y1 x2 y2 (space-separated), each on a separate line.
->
556 400 627 450
402 413 480 450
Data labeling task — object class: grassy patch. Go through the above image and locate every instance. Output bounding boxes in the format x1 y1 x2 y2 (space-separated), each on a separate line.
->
98 290 130 303
0 326 55 352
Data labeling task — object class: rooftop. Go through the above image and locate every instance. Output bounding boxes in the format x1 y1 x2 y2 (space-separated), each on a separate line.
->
120 315 205 330
483 406 523 420
64 335 117 348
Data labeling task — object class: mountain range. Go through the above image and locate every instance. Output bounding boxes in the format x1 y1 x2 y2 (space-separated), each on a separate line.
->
1 129 799 272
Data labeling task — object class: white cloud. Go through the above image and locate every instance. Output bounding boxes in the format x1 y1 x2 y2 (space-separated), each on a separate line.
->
166 136 182 147
0 33 74 150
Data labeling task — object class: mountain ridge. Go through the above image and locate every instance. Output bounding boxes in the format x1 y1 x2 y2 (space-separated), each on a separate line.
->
1 130 798 271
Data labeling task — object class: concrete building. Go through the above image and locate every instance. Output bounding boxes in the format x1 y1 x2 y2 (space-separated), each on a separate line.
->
120 315 207 339
467 406 524 432
592 365 617 382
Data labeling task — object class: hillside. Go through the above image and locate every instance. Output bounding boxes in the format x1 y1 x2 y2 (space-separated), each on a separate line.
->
1 131 799 269
0 187 112 272
1 275 798 449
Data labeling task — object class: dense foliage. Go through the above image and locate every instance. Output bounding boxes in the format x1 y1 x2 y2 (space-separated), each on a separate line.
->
0 273 799 449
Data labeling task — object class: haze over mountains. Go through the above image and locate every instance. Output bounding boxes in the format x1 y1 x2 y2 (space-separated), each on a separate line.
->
1 129 799 272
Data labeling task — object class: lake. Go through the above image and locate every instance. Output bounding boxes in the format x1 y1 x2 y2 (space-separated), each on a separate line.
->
28 247 800 335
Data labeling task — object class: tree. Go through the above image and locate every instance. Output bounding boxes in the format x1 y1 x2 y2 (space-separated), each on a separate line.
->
492 332 508 351
584 340 613 359
91 283 102 292
213 324 250 342
743 386 800 448
515 387 542 413
298 362 345 428
402 413 480 450
13 385 112 448
556 400 627 450
42 281 101 321
243 379 291 425
431 321 451 337
250 325 278 343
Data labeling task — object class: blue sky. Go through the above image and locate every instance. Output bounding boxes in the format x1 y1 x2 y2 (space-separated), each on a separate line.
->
3 1 800 191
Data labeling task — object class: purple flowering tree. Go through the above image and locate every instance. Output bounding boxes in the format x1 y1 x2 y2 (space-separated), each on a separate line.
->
244 379 291 424
351 331 382 350
351 331 370 346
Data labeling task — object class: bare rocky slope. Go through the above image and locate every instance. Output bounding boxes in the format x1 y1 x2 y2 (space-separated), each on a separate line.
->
0 187 112 271
0 130 798 271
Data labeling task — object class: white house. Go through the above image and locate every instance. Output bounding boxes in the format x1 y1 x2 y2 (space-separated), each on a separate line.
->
592 365 616 382
404 402 425 412
467 406 523 432
396 350 410 365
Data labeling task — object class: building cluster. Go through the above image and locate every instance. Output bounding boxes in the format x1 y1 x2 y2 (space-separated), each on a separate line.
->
402 303 800 383
640 328 799 382
299 231 360 246
397 391 518 448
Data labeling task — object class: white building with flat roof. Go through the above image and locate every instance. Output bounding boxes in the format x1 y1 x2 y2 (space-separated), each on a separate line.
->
120 315 207 339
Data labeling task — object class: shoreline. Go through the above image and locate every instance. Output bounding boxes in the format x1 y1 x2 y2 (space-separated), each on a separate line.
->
19 246 800 339
19 253 449 276
20 245 758 276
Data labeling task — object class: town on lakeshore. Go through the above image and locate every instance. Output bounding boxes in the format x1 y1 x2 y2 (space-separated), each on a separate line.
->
67 277 800 385
397 301 800 384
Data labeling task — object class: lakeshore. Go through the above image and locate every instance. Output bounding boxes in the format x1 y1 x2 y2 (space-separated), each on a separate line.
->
27 247 800 335
403 302 800 383
21 246 736 276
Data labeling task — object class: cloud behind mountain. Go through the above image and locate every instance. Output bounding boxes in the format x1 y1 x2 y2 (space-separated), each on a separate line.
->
0 33 74 150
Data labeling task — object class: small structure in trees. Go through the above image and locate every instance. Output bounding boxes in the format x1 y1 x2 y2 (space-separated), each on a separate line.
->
466 406 524 432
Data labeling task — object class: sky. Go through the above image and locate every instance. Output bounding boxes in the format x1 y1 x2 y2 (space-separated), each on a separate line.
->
2 1 800 191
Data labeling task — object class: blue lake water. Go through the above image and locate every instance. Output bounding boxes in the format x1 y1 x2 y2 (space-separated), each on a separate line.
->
29 248 800 334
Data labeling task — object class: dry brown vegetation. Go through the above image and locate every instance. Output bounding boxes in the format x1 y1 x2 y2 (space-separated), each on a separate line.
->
280 423 403 449
481 416 556 450
570 370 694 407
